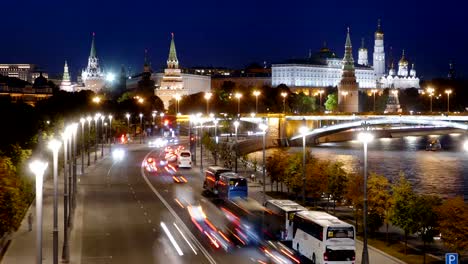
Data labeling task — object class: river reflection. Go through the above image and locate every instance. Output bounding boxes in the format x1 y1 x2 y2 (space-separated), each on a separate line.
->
249 134 468 200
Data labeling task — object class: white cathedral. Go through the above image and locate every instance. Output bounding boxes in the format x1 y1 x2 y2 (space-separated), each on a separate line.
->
271 20 420 90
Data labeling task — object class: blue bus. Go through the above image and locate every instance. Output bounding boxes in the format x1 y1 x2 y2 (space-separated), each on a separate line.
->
217 172 248 200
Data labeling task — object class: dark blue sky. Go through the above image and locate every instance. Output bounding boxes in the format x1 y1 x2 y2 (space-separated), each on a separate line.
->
1 0 465 80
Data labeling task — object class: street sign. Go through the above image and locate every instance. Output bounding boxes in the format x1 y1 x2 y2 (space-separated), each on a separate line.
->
445 253 458 264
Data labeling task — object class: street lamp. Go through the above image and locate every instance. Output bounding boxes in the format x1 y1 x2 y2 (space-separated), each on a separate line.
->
199 117 204 172
235 92 242 116
204 92 212 115
108 115 113 145
92 96 101 104
94 114 100 162
259 122 268 202
86 116 92 166
445 89 452 113
60 129 70 262
126 113 130 131
253 90 261 114
139 113 143 144
48 139 61 264
357 130 374 264
29 160 48 264
214 119 219 165
299 126 308 204
371 89 378 112
160 112 165 136
80 118 85 175
234 120 240 173
426 87 435 113
100 115 105 157
70 123 78 210
281 92 287 114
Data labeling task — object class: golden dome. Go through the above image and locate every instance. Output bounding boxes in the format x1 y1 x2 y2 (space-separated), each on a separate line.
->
399 50 408 66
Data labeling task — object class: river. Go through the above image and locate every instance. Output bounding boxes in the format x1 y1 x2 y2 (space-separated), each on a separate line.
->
247 133 468 200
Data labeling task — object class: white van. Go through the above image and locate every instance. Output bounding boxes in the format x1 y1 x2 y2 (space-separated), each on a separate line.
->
177 151 192 168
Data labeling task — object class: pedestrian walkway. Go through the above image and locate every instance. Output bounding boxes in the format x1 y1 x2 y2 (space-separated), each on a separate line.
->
1 147 110 264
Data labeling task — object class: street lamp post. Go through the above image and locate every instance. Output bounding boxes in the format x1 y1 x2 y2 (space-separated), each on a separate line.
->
445 89 452 113
204 92 212 115
234 120 240 173
427 87 435 113
139 113 143 144
60 129 70 262
108 115 113 147
160 113 165 136
299 126 308 204
235 93 242 116
100 116 105 157
214 119 218 166
48 139 61 264
152 112 156 135
371 89 378 112
253 90 260 114
126 113 130 132
86 116 91 166
71 123 78 210
29 160 48 264
358 129 374 264
259 122 268 202
80 118 85 174
281 92 287 114
199 118 204 172
94 114 100 162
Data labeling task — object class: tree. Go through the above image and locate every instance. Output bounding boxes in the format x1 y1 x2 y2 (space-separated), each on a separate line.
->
290 92 317 114
325 162 348 213
324 93 338 111
345 173 364 233
413 194 441 264
436 197 468 255
367 172 393 240
390 172 418 254
265 149 289 192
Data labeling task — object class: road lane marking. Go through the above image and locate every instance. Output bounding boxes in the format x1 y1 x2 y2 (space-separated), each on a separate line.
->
173 222 197 255
160 222 184 256
140 152 217 264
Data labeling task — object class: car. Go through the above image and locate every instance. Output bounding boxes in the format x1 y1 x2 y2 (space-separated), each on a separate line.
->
144 157 158 172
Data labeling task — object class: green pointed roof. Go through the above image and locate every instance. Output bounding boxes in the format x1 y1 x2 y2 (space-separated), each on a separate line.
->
168 33 178 62
90 32 96 58
345 27 352 47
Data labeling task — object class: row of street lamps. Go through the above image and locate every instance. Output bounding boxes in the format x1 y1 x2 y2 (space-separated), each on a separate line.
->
29 113 113 264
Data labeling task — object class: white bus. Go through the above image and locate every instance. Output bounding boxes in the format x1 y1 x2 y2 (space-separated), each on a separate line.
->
264 200 307 241
292 211 355 264
177 150 192 168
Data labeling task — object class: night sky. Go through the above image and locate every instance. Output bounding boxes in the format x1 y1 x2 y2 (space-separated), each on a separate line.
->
1 0 465 80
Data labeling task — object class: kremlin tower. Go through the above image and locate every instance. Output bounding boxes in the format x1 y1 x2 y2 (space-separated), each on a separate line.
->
81 33 105 93
338 28 359 113
60 60 73 92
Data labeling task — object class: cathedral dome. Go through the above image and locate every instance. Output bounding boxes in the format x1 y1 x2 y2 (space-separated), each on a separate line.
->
33 72 48 88
398 50 408 66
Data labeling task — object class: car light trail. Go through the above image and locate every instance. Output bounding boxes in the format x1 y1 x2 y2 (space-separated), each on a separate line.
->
160 222 184 256
173 222 197 255
174 198 185 208
281 249 300 263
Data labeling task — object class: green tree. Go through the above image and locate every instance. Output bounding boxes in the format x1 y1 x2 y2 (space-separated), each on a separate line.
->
291 92 317 114
413 194 441 264
367 172 393 240
325 162 348 213
265 149 289 192
390 172 418 254
324 93 338 111
436 197 468 255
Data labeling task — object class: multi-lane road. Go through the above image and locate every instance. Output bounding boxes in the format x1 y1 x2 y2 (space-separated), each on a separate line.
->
75 141 266 264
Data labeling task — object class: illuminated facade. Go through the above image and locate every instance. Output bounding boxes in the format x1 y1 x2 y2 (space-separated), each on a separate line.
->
380 50 420 89
60 61 74 92
0 64 48 83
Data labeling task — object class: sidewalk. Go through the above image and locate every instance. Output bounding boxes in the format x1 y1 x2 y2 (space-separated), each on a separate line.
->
1 146 111 264
198 145 406 264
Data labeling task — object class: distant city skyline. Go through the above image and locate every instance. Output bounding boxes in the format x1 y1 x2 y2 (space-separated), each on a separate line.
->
0 0 465 80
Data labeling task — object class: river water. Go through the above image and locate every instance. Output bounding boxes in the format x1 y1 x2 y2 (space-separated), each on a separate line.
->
247 133 468 200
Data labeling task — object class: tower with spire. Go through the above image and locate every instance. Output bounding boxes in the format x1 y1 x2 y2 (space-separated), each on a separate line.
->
60 60 73 92
358 38 368 66
155 33 187 110
81 32 105 92
373 19 386 78
338 28 359 112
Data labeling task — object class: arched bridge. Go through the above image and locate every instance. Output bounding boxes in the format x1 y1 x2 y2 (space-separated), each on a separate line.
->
290 116 468 141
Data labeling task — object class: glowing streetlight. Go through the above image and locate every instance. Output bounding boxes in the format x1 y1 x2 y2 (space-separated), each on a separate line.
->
48 139 61 264
235 93 242 116
92 96 101 104
281 92 287 114
253 90 261 114
259 122 268 202
125 113 130 131
445 89 452 113
204 92 212 115
357 129 374 264
60 128 70 262
426 87 435 113
29 160 48 264
100 115 105 157
86 116 92 166
139 113 143 144
371 89 378 112
105 72 115 82
94 114 100 162
214 119 219 165
299 126 308 204
80 118 85 174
